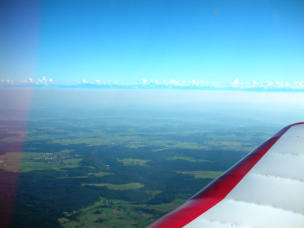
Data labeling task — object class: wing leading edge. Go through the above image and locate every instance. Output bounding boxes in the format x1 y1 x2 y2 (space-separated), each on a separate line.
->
147 122 304 228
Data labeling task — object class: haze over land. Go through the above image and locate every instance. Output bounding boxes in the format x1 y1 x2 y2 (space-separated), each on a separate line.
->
0 88 303 227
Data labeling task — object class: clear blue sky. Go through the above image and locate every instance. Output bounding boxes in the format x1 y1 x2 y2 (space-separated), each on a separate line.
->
1 0 304 84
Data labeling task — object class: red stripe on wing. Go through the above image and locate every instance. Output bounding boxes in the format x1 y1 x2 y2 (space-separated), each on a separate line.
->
147 122 304 228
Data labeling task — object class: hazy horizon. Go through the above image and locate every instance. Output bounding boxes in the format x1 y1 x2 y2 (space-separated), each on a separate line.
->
1 88 304 127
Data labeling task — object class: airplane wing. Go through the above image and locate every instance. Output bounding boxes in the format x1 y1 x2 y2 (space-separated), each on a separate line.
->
147 122 304 228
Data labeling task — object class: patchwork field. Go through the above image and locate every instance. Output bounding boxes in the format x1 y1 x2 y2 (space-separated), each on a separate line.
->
0 91 279 228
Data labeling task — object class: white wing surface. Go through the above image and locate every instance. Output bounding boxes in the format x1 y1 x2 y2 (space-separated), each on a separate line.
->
147 122 304 228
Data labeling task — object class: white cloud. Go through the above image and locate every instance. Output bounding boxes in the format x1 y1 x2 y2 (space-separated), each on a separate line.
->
141 79 147 84
232 78 239 87
28 77 33 83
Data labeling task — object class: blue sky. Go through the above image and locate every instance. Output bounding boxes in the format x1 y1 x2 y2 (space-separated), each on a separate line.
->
1 0 304 84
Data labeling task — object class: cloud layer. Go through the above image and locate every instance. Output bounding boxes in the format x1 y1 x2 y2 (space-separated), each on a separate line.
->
1 77 304 91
